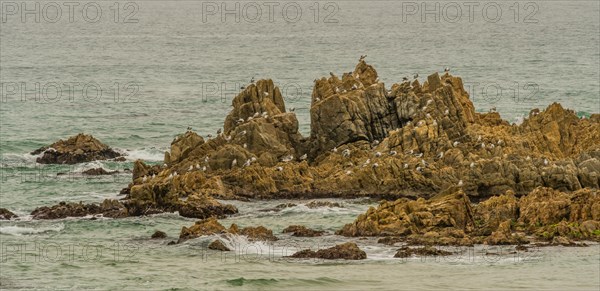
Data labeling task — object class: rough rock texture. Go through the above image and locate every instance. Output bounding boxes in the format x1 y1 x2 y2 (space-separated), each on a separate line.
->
31 200 128 219
394 246 453 258
339 186 600 245
82 168 115 175
178 218 278 243
0 208 17 220
289 242 367 260
114 60 599 205
208 239 231 251
32 134 122 164
282 225 325 237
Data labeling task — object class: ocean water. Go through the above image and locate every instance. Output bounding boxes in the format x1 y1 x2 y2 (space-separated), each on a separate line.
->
1 1 599 289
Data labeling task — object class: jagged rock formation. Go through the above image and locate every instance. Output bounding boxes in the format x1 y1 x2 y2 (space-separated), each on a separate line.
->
32 133 122 164
120 60 599 206
338 186 600 245
31 60 600 235
31 200 128 219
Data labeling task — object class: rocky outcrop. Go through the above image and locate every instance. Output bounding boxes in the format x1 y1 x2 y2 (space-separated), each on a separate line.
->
0 208 17 220
114 59 599 204
394 246 453 258
178 218 278 243
31 200 128 219
83 168 116 175
208 239 231 251
282 225 325 237
289 242 366 260
32 134 122 164
338 187 600 245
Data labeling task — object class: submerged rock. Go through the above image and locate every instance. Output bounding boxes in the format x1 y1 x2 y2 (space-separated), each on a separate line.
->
289 242 366 260
0 208 17 220
151 230 167 239
282 225 325 237
394 246 453 258
82 168 116 175
32 134 122 164
208 239 231 251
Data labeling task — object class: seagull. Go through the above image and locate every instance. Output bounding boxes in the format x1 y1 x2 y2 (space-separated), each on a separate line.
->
526 156 532 161
243 159 251 167
444 67 450 73
413 73 419 79
173 171 178 176
363 159 371 167
276 166 283 171
544 159 549 166
426 113 432 119
415 153 423 158
458 180 463 186
437 152 444 159
188 165 193 171
444 109 450 116
470 162 475 168
250 77 255 83
426 99 433 106
142 176 147 182
389 150 397 156
422 159 429 167
497 139 503 145
375 152 382 157
316 97 321 102
217 128 222 135
481 143 486 149
477 135 482 142
373 140 380 146
247 116 253 122
408 149 414 155
422 106 427 111
489 144 495 149
346 170 352 175
240 130 247 135
264 92 269 96
402 77 409 82
167 173 173 180
202 166 206 171
152 174 156 179
225 135 232 141
290 107 295 112
372 163 379 168
187 126 192 131
404 163 409 169
489 107 497 113
237 118 244 124
359 55 367 61
231 159 237 167
453 141 460 147
253 112 260 118
332 147 338 153
251 157 257 162
335 87 340 93
207 134 213 139
243 143 247 149
299 154 307 160
240 86 245 90
416 166 423 172
281 155 294 162
204 156 210 163
352 84 358 90
342 149 351 157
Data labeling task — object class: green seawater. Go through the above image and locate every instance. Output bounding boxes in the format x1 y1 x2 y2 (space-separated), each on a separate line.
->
1 1 599 289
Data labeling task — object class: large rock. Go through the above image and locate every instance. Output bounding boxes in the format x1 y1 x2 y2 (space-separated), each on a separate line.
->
32 134 122 164
282 225 324 237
